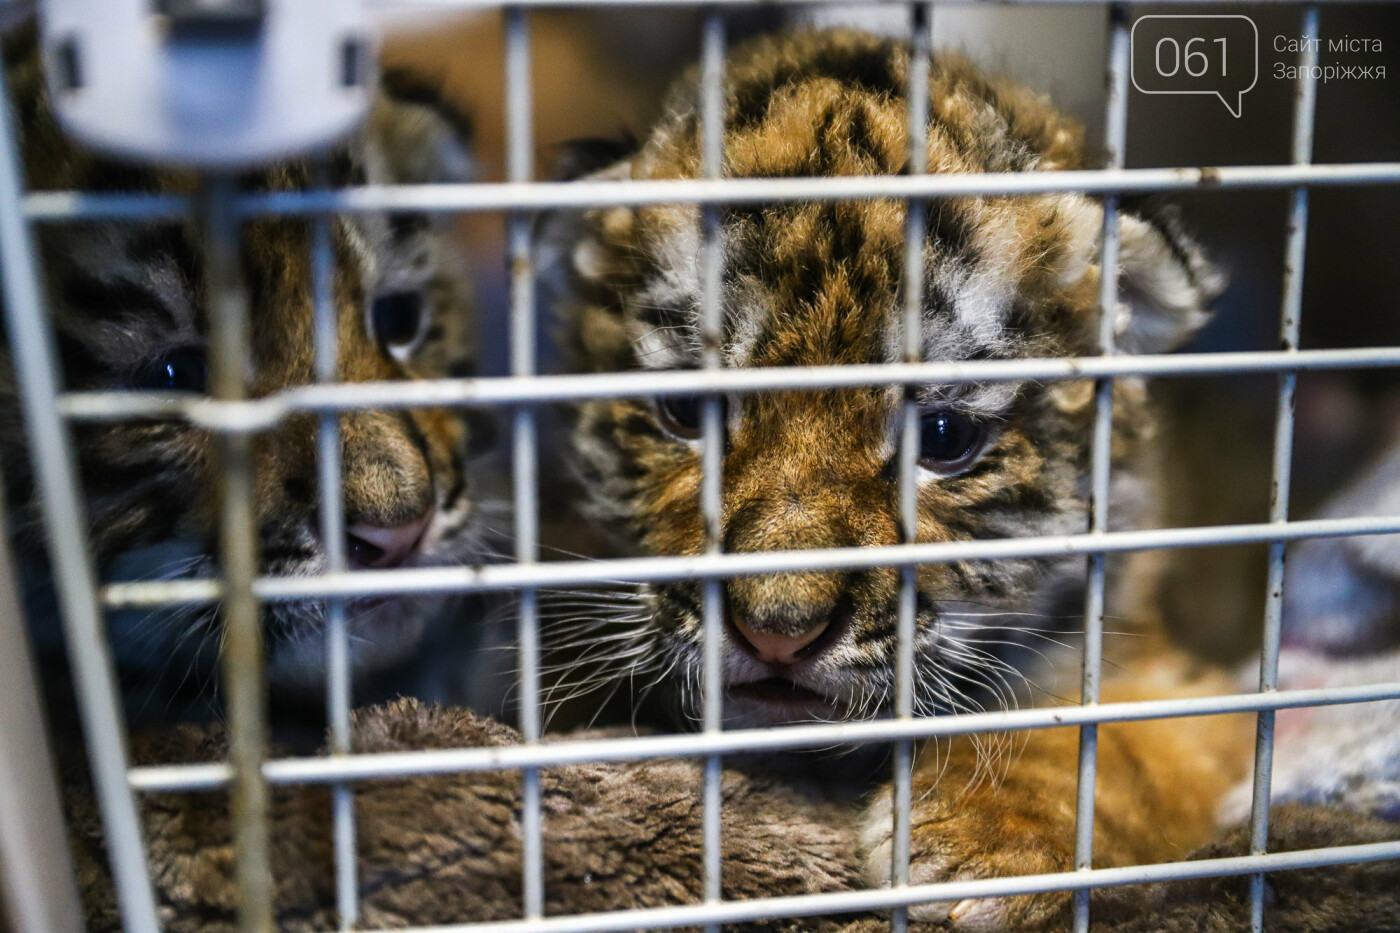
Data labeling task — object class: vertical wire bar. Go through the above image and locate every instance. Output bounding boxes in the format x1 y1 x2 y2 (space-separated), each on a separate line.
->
891 5 930 931
1071 7 1128 931
0 462 85 933
505 5 544 920
0 52 163 933
203 174 274 933
1248 8 1318 930
699 12 726 932
312 187 359 929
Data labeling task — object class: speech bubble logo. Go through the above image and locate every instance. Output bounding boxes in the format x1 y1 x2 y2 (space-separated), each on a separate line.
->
1131 15 1258 118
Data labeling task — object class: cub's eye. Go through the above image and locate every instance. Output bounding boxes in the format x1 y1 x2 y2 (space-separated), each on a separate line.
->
917 409 986 475
655 394 719 441
369 290 428 356
133 347 207 393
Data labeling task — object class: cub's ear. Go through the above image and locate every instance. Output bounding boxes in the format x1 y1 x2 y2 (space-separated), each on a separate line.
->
363 67 475 185
536 137 640 304
1057 198 1225 354
549 133 640 182
1113 204 1226 354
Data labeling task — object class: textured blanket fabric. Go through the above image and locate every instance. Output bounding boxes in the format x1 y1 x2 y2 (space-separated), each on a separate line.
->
68 699 867 932
1089 806 1400 933
63 699 1400 933
1219 649 1400 827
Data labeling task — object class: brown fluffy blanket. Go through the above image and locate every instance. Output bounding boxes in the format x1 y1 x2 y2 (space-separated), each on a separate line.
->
64 699 1400 932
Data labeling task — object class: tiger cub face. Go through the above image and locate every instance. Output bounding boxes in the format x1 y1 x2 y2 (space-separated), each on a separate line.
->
550 30 1223 729
0 26 484 713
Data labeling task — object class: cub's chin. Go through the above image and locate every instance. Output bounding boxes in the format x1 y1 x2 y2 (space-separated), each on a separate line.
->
264 595 450 694
721 676 849 729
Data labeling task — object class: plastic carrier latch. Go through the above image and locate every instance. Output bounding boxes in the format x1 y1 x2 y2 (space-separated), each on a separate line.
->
41 0 375 168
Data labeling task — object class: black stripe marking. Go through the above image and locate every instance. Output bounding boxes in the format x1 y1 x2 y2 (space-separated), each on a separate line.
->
59 273 179 329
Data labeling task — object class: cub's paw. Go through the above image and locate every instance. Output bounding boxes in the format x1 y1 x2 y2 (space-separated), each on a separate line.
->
862 782 1076 932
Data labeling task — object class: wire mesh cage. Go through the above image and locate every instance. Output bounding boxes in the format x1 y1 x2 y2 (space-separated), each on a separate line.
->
1 1 1400 932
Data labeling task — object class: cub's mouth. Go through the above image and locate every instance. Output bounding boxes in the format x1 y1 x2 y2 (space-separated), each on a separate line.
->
726 676 835 709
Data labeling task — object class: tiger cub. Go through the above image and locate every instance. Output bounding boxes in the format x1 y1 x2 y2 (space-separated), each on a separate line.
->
548 29 1251 930
0 23 490 723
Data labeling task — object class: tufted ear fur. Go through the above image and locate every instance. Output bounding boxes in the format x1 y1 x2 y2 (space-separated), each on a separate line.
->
364 68 476 186
535 143 639 339
550 133 640 182
1056 198 1225 355
1113 206 1226 354
352 69 477 380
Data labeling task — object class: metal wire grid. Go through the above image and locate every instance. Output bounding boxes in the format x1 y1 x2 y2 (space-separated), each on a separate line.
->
891 7 932 931
3 2 1400 933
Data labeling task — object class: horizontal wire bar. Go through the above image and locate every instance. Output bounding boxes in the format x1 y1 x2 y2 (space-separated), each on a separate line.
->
319 838 1400 933
101 513 1400 608
24 191 190 221
127 679 1400 792
23 162 1400 223
341 835 1400 932
57 346 1400 428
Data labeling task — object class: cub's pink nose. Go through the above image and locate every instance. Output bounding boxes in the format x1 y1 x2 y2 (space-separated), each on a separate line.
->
346 512 432 569
728 614 831 666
